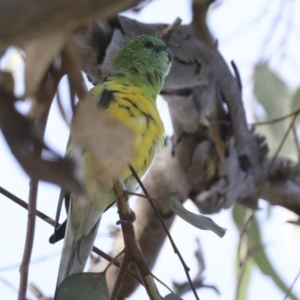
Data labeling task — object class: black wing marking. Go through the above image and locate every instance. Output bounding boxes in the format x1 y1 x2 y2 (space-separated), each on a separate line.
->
49 220 67 244
49 191 70 244
97 89 114 109
49 199 115 244
50 89 114 245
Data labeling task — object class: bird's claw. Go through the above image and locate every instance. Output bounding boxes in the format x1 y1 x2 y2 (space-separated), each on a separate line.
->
116 210 136 225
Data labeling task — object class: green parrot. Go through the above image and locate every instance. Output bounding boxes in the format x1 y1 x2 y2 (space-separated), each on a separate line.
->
51 34 173 286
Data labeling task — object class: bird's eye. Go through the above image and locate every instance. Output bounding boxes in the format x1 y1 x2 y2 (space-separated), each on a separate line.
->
144 41 154 49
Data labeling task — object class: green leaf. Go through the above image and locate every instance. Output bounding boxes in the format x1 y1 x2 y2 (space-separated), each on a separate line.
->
253 63 297 158
291 87 300 123
232 204 254 300
253 62 289 139
162 193 226 238
238 258 255 300
56 272 109 300
232 203 247 229
250 218 298 300
164 293 184 300
232 205 298 300
254 62 288 120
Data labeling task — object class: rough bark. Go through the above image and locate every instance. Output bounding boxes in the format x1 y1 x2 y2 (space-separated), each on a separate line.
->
0 0 140 50
76 16 300 298
1 0 299 298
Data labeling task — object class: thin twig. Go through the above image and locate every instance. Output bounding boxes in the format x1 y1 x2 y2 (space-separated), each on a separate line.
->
103 249 125 274
235 112 300 299
157 17 182 43
28 283 52 300
126 191 161 203
151 272 173 294
18 181 38 299
127 191 203 295
0 251 60 272
0 185 142 285
110 253 132 300
18 95 50 299
113 178 161 300
292 125 300 164
129 164 200 300
0 275 18 294
251 107 300 126
0 186 56 227
283 267 300 300
258 112 299 197
90 248 141 285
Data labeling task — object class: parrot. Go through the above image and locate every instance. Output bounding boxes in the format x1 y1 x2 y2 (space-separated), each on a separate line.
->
52 34 173 286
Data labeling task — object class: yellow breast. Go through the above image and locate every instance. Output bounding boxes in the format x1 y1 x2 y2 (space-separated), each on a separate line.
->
105 84 164 182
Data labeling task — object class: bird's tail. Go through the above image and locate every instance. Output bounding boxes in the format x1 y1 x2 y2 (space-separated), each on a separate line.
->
56 217 101 286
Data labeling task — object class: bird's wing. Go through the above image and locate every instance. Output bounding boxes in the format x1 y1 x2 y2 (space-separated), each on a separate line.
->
56 200 101 285
50 87 115 245
56 87 117 286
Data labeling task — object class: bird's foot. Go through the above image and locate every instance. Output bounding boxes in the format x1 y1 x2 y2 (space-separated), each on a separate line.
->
116 210 136 225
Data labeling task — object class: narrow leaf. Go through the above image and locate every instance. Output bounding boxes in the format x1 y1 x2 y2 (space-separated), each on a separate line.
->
164 293 184 300
253 62 289 139
250 217 298 300
162 193 226 237
56 272 109 300
291 87 300 123
253 63 296 158
232 205 253 300
238 258 254 300
232 205 298 300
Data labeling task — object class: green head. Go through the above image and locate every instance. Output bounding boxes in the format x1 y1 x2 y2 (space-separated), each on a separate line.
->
111 35 173 100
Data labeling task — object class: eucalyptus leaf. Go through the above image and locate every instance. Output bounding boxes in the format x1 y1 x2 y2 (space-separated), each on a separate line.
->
164 293 184 300
162 193 226 238
56 272 109 300
291 87 300 123
250 218 298 300
232 205 254 300
232 205 298 300
253 63 297 158
238 258 255 300
254 62 288 119
253 62 289 139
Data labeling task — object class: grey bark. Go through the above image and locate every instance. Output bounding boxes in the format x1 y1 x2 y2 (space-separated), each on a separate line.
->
0 0 298 297
75 16 300 298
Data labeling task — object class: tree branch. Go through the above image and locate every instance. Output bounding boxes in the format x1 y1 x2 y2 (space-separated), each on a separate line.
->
0 0 141 50
112 179 161 300
18 179 39 300
73 16 300 298
18 104 50 300
0 185 142 285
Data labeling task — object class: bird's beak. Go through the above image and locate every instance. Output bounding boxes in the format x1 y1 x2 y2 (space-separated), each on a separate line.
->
165 48 173 63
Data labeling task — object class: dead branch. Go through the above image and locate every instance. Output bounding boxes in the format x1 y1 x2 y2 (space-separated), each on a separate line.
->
28 283 53 300
0 185 142 285
18 69 53 299
112 179 161 300
18 179 38 300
